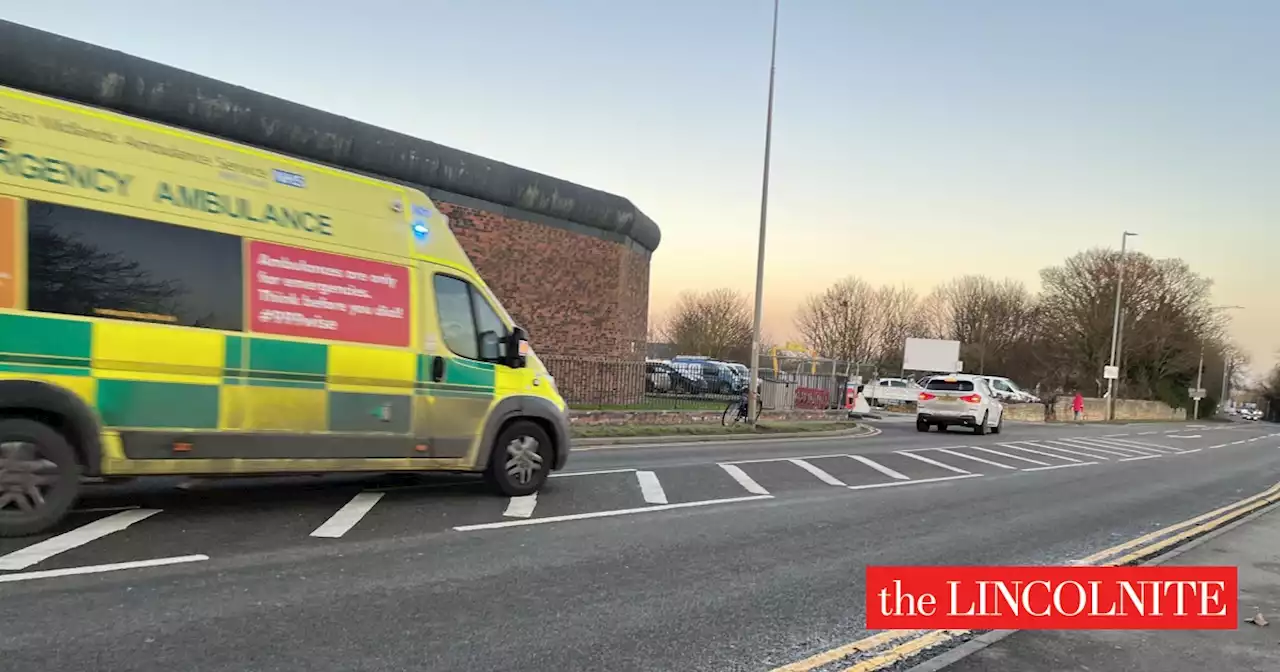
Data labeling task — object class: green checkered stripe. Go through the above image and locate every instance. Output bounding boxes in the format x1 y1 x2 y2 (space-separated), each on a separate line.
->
0 312 495 433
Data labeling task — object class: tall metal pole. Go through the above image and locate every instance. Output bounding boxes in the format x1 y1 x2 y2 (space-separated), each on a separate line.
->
1193 347 1204 420
1105 231 1135 420
1220 359 1230 413
747 0 780 426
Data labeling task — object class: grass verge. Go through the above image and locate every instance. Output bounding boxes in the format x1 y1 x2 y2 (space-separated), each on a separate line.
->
571 420 860 439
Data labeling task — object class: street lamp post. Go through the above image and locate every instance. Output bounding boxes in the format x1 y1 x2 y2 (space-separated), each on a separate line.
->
1105 231 1137 420
1193 347 1205 420
1202 305 1244 417
747 0 780 426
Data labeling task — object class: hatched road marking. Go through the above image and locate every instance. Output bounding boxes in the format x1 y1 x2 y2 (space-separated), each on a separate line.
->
719 463 771 495
311 491 383 538
789 459 847 487
848 454 910 480
969 445 1050 466
935 448 1018 470
0 554 210 584
1000 442 1085 462
897 451 973 475
636 470 668 504
0 508 161 571
503 493 539 518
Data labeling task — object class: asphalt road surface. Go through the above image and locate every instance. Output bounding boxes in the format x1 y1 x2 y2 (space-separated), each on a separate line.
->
1 420 1277 672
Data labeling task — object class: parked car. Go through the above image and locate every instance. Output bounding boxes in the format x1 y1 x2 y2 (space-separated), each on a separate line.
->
979 375 1040 403
644 360 674 393
672 356 743 395
661 361 705 394
916 374 1005 435
864 377 922 406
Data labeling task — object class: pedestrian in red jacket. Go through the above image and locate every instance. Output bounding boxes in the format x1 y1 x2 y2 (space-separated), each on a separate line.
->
1072 391 1085 421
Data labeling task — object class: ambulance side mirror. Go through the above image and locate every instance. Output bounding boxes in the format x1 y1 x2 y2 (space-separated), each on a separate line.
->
506 326 530 369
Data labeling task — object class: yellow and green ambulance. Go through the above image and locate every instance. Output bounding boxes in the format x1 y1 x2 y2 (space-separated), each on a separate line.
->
0 85 570 537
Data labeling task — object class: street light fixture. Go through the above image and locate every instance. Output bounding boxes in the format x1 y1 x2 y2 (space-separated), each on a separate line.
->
1105 231 1137 420
747 0 780 426
1187 304 1239 419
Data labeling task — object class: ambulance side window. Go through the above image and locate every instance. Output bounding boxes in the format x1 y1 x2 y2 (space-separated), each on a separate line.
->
433 274 508 362
433 275 479 360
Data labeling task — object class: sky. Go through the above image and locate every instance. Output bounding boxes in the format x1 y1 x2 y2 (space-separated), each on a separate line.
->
5 1 1276 374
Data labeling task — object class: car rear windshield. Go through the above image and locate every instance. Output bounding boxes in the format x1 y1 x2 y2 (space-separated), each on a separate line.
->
925 379 975 392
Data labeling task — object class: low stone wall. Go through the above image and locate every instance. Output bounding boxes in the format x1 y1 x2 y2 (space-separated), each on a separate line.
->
1002 403 1047 422
1113 399 1187 421
1048 396 1186 422
569 409 851 426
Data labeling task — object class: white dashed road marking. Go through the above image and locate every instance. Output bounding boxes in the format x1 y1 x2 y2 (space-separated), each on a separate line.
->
0 555 210 584
636 470 668 504
0 508 161 571
503 493 539 518
311 491 384 538
1120 454 1161 462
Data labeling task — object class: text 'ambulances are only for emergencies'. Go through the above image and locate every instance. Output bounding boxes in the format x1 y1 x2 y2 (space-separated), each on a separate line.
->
247 240 410 347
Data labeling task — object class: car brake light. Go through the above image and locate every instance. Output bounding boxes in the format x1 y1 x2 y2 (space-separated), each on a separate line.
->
960 394 982 404
918 392 936 401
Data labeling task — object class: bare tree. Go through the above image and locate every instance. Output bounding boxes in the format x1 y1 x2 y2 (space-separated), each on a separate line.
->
923 276 1037 377
867 285 926 372
793 277 880 365
658 288 754 361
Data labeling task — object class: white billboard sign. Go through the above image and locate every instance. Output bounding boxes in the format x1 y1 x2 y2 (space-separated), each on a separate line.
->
903 338 962 373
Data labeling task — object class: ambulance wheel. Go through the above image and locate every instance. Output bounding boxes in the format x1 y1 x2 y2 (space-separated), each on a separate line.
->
485 420 552 497
0 418 81 538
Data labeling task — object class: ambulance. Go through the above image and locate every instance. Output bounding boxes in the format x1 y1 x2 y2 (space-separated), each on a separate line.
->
0 85 570 537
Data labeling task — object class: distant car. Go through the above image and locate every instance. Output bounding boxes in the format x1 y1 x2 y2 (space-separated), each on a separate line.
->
916 373 1005 435
979 375 1040 404
644 360 674 393
672 356 742 395
864 377 921 406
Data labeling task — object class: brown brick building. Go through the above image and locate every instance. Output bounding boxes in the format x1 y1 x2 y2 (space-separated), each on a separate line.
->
0 20 661 361
434 196 653 359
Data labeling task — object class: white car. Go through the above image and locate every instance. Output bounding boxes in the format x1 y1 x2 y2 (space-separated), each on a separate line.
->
916 374 1005 435
979 375 1040 404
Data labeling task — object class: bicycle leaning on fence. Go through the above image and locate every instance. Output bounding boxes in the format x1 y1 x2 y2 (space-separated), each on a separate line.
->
722 385 764 426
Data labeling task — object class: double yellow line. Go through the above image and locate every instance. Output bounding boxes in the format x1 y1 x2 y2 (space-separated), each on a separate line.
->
769 480 1280 672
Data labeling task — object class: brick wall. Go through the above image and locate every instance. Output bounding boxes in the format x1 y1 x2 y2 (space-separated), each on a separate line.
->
435 200 650 360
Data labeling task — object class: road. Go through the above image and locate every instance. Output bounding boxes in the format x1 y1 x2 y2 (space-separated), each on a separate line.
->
1 420 1277 671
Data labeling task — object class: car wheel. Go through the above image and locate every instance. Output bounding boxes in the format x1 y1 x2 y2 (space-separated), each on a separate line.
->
916 419 929 432
0 418 82 538
974 412 988 435
991 412 1003 435
485 420 553 497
